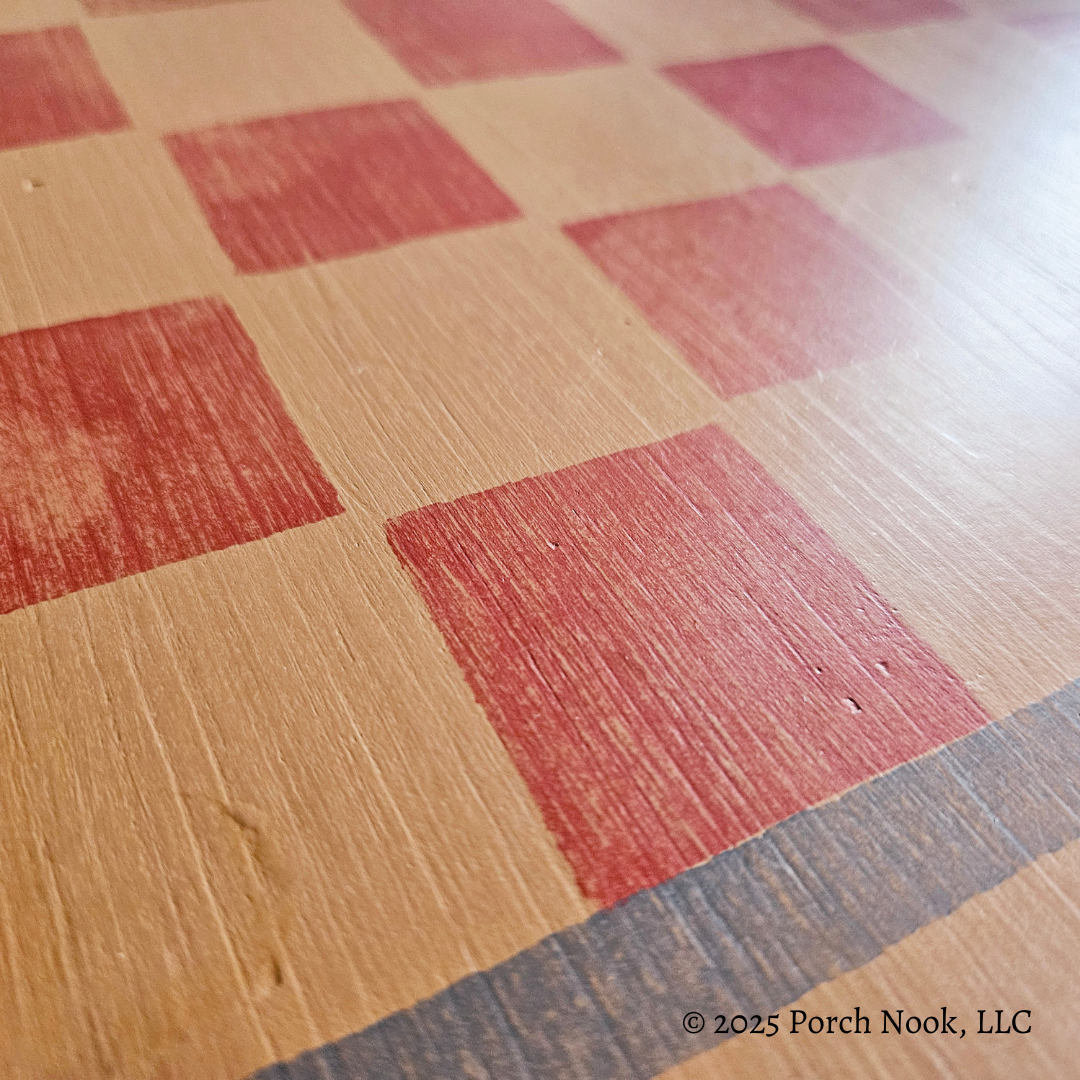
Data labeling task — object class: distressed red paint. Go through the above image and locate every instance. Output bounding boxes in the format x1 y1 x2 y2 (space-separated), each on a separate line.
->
388 427 990 906
664 45 962 168
344 0 620 86
0 26 129 152
1007 11 1080 39
566 185 912 400
0 298 343 616
778 0 965 32
166 101 520 274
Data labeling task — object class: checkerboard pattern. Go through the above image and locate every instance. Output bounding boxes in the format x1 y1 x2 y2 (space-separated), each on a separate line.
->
3 1 1079 1079
0 25 128 150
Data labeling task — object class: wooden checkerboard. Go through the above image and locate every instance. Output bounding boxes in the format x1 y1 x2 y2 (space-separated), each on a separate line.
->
2 1 1079 1077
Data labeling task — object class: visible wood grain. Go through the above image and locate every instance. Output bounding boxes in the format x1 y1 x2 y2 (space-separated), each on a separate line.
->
664 44 964 168
342 0 622 86
565 184 912 398
388 425 988 904
165 101 520 274
2 0 1079 1076
0 131 233 336
423 65 782 224
83 0 419 134
0 25 128 151
250 679 1080 1079
664 838 1080 1078
0 216 713 1078
0 298 342 614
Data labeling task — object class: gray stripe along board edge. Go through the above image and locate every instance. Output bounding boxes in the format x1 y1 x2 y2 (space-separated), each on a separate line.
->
252 677 1080 1080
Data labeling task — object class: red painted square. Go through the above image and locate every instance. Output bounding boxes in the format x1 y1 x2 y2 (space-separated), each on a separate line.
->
778 0 965 32
166 101 520 274
388 426 990 905
664 45 962 168
0 298 343 615
0 26 129 152
565 184 912 400
344 0 621 86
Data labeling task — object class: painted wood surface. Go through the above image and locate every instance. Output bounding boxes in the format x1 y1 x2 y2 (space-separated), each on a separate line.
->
343 0 622 85
665 44 965 168
257 678 1080 1079
164 100 520 274
0 298 343 614
0 25 128 150
1 0 1078 1078
565 185 914 397
388 425 988 904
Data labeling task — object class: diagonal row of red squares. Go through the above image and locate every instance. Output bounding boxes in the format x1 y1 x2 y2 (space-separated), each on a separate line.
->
2 0 993 915
77 0 968 33
0 18 964 449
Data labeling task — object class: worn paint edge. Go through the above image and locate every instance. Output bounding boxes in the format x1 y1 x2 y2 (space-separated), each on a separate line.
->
251 677 1080 1080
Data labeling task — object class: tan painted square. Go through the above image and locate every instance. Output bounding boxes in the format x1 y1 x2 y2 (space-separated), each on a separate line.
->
0 506 594 1080
793 133 1080 361
0 0 81 30
423 65 783 224
793 141 999 271
838 18 1054 137
714 330 1080 721
221 219 721 516
663 837 1080 1079
84 0 417 133
555 0 827 65
0 131 231 335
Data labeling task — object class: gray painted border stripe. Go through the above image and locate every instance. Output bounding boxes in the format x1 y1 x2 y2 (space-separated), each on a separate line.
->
253 679 1080 1080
